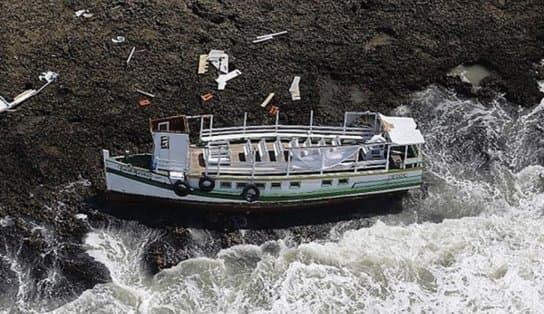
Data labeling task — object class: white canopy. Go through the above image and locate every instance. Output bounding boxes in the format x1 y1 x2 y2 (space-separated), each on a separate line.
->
379 114 425 145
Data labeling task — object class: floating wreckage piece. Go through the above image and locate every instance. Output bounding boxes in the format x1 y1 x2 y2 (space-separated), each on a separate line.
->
1 71 58 113
289 76 301 101
75 9 93 18
207 50 229 74
136 89 155 98
260 93 275 108
252 31 288 44
216 70 241 90
112 36 126 44
198 54 209 74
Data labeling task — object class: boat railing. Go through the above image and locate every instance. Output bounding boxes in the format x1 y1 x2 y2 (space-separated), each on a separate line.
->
200 124 376 142
198 110 379 142
203 143 391 177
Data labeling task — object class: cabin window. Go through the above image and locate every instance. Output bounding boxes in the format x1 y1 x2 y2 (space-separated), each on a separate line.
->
158 121 170 132
160 136 169 149
321 180 332 187
256 183 266 189
220 182 232 189
339 178 349 185
236 183 247 189
289 182 301 189
271 182 281 189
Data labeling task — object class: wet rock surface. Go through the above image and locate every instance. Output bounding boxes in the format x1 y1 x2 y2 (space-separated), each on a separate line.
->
0 0 543 308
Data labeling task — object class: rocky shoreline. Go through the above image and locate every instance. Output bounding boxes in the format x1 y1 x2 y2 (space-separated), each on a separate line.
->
1 0 543 309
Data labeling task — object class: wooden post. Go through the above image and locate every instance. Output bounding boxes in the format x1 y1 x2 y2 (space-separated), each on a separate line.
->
385 145 391 171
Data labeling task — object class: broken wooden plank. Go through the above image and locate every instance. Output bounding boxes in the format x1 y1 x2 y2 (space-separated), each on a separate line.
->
198 54 209 74
260 93 275 108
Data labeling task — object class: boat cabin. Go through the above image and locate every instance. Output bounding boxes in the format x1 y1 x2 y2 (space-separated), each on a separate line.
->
148 111 424 179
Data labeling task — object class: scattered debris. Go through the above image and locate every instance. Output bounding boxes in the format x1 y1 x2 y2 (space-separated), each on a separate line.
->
199 50 241 90
201 93 214 102
75 9 93 18
112 36 126 44
260 93 275 108
252 31 288 44
289 76 301 100
207 50 229 74
126 47 136 66
1 71 58 113
198 54 209 74
268 105 280 115
139 98 151 107
216 70 242 90
136 89 155 98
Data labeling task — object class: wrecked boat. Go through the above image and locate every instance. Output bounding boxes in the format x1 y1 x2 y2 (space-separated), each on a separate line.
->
102 111 425 210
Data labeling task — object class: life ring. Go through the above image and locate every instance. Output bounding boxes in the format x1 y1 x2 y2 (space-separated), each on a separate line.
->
173 180 191 197
198 176 215 192
241 184 260 203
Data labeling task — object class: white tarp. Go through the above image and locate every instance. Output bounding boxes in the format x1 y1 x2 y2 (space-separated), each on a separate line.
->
290 146 359 170
379 114 425 145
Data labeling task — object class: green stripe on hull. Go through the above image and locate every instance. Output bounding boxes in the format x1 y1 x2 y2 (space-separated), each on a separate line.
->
106 168 421 202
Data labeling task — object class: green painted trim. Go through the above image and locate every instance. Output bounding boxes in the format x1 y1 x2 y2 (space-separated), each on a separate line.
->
107 167 421 202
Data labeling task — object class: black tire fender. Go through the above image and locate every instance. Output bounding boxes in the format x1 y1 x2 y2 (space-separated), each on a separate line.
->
241 184 260 203
173 180 191 197
198 176 215 192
